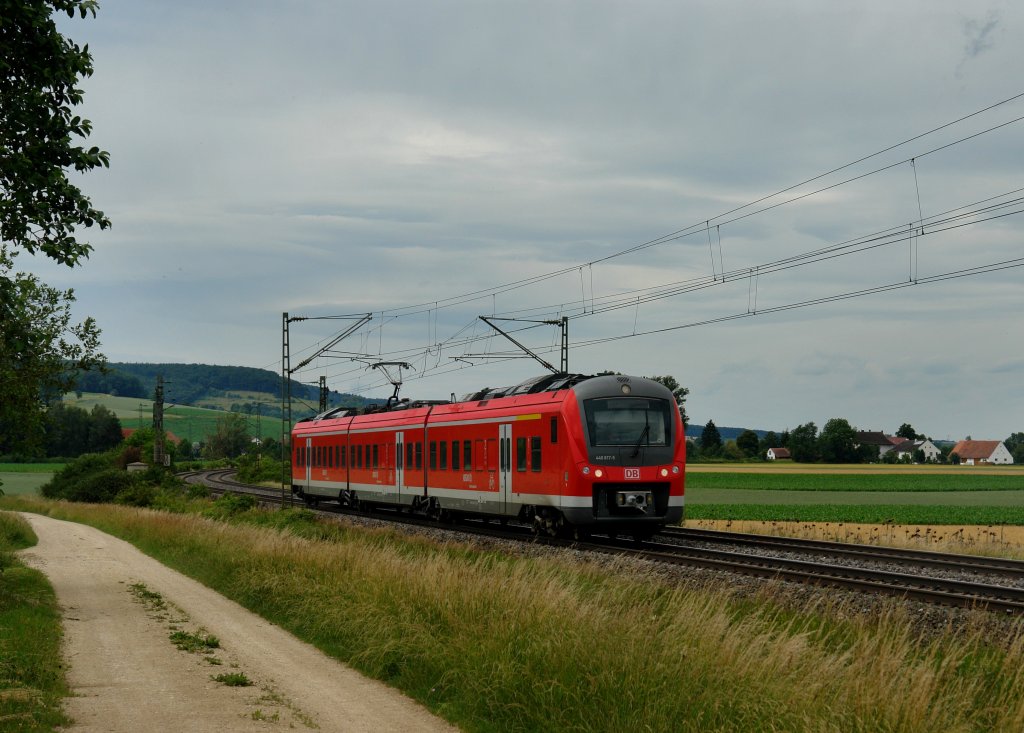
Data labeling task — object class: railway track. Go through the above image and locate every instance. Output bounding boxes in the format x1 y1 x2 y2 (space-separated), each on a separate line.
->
181 470 1024 615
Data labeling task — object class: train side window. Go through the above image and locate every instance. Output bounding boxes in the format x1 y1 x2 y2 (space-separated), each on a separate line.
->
372 444 379 469
315 446 321 467
439 441 448 470
464 441 472 471
406 442 413 469
357 445 363 469
415 442 423 470
397 442 404 469
328 447 333 469
516 437 527 472
531 436 542 472
451 441 460 471
550 417 558 444
429 441 437 470
341 444 346 468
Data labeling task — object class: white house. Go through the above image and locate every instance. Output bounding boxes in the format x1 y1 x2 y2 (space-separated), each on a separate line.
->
854 431 898 458
891 439 941 462
766 447 791 460
950 440 1014 465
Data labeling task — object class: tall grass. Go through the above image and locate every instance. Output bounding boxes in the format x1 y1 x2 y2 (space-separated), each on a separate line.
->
9 497 1024 732
0 511 69 731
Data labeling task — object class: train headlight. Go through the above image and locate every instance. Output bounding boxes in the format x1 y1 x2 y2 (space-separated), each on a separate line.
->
594 469 604 479
660 468 669 477
582 466 591 475
620 384 631 395
672 465 680 475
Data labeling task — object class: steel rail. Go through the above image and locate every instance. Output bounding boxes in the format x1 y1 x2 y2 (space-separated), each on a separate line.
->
661 525 1024 577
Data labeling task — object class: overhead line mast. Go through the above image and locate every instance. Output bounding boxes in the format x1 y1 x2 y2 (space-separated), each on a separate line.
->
281 312 372 507
474 316 568 375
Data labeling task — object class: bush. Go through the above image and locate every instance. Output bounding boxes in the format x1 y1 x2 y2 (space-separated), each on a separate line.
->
41 453 116 499
115 482 157 507
68 468 135 503
203 492 257 519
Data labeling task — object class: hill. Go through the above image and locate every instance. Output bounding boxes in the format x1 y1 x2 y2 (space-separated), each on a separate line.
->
72 363 382 418
686 423 775 442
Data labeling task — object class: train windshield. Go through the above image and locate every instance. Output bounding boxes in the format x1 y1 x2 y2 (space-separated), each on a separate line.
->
583 397 672 447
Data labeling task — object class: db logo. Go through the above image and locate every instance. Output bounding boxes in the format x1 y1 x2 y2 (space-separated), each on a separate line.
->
624 468 641 480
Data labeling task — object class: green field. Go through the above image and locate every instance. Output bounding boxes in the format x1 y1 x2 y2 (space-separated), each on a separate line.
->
63 392 287 444
0 472 54 496
684 468 1024 524
687 471 1024 492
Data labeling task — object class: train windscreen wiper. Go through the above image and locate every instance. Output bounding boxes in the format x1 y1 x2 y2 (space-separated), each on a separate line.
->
630 420 650 458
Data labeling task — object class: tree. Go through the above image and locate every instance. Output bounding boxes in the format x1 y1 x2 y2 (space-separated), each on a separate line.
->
736 429 760 458
0 258 102 455
1005 432 1024 464
1 0 109 455
762 431 780 450
818 418 859 463
1 0 111 263
204 412 250 459
647 375 690 428
896 423 919 440
788 422 819 462
699 420 722 455
86 404 122 453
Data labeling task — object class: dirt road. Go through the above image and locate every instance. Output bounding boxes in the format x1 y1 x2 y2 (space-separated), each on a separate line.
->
18 513 459 732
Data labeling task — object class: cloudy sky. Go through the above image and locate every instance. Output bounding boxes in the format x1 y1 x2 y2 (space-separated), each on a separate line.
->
32 0 1023 440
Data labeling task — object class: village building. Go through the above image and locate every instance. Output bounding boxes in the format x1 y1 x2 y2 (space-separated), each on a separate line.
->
890 438 942 462
854 431 898 459
949 440 1014 465
766 447 791 460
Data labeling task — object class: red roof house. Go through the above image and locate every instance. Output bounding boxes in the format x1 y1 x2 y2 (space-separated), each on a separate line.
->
949 440 1013 465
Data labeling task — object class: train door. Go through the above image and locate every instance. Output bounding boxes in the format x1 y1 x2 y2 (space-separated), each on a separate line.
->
498 423 513 513
304 437 312 491
395 431 405 503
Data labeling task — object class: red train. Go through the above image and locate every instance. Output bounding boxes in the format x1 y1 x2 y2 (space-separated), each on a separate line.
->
291 373 685 538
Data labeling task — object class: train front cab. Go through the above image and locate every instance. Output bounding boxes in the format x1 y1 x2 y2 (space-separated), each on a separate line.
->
559 375 685 536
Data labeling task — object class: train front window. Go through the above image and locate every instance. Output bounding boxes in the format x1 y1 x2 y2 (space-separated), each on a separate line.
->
583 397 672 447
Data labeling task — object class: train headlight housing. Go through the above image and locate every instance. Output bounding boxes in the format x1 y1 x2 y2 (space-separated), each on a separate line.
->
594 469 604 479
660 468 669 477
672 465 681 475
582 466 591 476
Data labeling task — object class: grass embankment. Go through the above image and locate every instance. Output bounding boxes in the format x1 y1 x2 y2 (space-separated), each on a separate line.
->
0 512 69 731
6 496 1024 732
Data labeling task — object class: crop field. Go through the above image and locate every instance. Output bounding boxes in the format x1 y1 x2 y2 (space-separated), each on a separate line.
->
687 470 1024 492
684 463 1024 527
63 392 286 443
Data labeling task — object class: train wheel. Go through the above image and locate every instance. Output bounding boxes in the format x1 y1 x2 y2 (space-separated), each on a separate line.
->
531 508 563 537
567 525 590 542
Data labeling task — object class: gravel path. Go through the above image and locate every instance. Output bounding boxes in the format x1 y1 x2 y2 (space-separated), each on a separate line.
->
18 513 459 733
